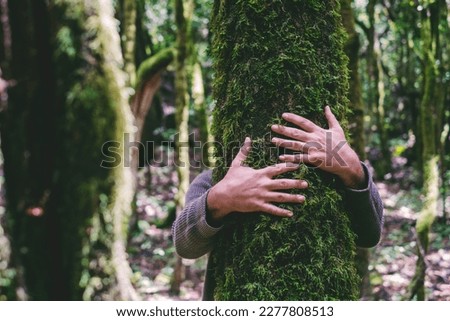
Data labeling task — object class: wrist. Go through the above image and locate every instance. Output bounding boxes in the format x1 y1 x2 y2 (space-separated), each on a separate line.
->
206 183 231 225
338 162 365 189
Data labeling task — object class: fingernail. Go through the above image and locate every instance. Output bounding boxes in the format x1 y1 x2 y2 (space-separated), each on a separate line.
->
282 113 289 119
301 181 308 188
287 211 293 217
299 195 306 202
279 155 286 160
245 137 250 142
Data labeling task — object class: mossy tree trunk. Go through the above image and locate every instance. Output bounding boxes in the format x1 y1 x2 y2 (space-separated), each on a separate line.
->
192 61 214 168
130 47 175 178
342 0 374 299
123 0 137 88
360 0 390 177
123 0 176 179
341 0 365 159
409 0 445 301
211 0 359 300
171 0 193 295
0 0 137 300
341 0 371 299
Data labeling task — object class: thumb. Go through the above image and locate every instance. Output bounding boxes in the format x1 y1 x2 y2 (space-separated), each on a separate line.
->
325 105 340 129
231 137 252 167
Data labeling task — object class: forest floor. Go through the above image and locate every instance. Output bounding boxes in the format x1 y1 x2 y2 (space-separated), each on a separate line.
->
128 148 450 301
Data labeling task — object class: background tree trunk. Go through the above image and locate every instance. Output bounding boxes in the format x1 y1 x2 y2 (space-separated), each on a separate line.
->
409 0 444 301
192 61 213 168
365 0 391 177
0 0 137 300
340 0 371 299
210 0 359 300
123 0 137 88
170 0 193 295
130 47 174 179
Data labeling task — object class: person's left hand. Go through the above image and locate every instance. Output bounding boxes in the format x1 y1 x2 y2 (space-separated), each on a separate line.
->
271 106 365 189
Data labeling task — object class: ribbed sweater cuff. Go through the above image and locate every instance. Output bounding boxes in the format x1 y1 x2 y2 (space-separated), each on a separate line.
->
345 162 372 193
195 191 223 238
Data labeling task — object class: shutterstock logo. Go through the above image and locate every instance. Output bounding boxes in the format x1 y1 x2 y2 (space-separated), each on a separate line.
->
100 132 216 169
99 132 351 169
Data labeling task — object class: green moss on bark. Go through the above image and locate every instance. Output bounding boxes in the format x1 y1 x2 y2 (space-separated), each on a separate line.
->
135 47 175 91
210 0 359 300
0 0 135 300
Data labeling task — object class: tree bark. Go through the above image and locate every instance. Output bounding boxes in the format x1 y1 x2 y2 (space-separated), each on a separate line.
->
210 0 359 300
409 0 444 301
192 61 213 168
171 0 193 295
341 0 371 299
341 0 365 159
123 0 137 88
130 48 174 178
366 0 390 177
0 0 137 300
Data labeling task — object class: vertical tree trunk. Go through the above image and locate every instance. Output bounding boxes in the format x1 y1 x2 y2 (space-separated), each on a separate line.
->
130 48 174 179
1 0 58 300
210 0 359 300
436 0 449 220
192 61 213 168
341 0 371 299
409 0 444 301
366 0 390 177
341 0 365 158
123 0 137 88
0 0 137 300
171 0 193 295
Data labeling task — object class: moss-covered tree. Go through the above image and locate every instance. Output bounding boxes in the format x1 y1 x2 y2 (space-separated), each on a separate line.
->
210 0 359 300
192 60 214 168
409 0 446 301
341 0 371 298
0 0 137 300
171 0 193 295
358 0 390 177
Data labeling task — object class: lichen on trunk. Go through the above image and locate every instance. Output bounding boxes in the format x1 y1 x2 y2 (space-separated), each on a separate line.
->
1 0 137 300
210 0 359 300
409 0 443 300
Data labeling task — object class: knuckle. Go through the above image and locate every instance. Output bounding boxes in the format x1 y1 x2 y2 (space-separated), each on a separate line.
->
279 180 288 188
275 194 285 202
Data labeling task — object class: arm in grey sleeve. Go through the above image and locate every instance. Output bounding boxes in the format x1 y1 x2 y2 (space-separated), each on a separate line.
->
344 163 384 248
172 170 223 259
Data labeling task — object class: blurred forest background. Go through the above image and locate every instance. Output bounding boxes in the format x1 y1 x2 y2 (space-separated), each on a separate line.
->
0 0 449 301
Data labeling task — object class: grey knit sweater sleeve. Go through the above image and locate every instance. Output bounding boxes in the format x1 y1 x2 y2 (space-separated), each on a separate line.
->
172 163 384 259
344 163 384 248
172 170 222 259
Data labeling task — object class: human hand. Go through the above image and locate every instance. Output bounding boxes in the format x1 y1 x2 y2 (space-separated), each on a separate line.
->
206 137 308 225
271 106 365 189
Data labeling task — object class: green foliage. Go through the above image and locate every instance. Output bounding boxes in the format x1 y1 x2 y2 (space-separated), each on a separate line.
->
210 0 359 300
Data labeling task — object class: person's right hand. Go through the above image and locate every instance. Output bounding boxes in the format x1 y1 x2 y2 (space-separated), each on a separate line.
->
206 137 308 225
